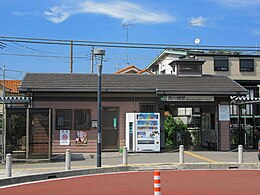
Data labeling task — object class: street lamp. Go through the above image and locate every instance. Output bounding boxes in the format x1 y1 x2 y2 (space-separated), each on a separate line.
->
94 49 105 167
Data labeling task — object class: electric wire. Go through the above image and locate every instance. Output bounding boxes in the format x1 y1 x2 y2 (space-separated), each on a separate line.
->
1 35 260 51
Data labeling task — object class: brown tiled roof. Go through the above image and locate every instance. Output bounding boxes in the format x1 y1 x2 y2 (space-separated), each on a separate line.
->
0 80 21 93
137 69 154 74
115 65 141 74
19 73 247 96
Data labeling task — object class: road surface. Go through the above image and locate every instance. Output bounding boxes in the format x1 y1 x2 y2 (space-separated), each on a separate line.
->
0 170 259 194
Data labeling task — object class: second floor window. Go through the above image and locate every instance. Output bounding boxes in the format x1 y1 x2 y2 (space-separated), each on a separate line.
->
178 64 201 76
240 58 254 72
214 57 229 71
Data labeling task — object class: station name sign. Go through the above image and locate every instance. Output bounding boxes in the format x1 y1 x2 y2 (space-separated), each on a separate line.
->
160 95 214 102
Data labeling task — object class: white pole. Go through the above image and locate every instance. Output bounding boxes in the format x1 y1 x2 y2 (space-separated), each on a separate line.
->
6 153 12 177
238 145 243 164
123 146 128 165
179 145 184 164
65 149 71 170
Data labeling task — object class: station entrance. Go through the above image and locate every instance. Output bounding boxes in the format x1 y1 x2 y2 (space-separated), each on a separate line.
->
162 103 218 151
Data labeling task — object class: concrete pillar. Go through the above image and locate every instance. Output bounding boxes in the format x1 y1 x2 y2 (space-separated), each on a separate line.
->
6 153 12 177
65 149 71 170
123 146 128 166
238 145 243 164
179 145 184 164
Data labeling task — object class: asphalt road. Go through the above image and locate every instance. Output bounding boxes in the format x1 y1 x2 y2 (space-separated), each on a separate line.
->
1 170 260 195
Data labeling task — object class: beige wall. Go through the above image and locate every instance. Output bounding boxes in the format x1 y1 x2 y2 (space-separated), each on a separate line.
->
199 56 260 81
34 100 155 153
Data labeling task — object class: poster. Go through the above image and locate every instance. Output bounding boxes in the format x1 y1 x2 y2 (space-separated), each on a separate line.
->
60 130 70 145
219 105 230 121
76 131 88 145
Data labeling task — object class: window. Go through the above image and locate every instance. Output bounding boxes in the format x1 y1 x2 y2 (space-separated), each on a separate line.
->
140 103 155 112
214 57 229 71
74 109 91 130
177 64 201 76
56 109 72 130
240 58 254 72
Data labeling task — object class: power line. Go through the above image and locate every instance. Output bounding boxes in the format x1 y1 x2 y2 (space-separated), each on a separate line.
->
0 74 22 80
1 35 260 51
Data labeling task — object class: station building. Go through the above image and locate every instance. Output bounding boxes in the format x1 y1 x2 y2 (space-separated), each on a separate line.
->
2 58 246 160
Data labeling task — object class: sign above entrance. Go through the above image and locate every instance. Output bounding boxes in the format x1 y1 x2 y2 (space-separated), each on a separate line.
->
160 96 214 102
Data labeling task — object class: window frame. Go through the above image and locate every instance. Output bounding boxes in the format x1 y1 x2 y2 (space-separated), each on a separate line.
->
56 109 72 130
239 58 254 72
177 64 202 76
74 109 91 130
139 103 156 113
214 57 229 71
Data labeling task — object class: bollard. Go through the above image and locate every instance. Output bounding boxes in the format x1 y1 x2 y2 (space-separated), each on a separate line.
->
123 146 128 166
179 145 184 164
238 145 243 164
154 170 161 195
6 153 12 178
65 149 71 170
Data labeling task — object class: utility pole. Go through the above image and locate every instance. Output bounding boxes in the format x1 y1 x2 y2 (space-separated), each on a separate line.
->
70 40 73 73
91 46 95 73
1 64 5 164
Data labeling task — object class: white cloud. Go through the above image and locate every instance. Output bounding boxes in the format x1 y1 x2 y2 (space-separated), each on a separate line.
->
215 0 260 8
12 11 40 17
44 0 173 24
44 6 70 23
189 17 206 27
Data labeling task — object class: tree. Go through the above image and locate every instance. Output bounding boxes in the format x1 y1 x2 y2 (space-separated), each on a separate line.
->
164 114 188 146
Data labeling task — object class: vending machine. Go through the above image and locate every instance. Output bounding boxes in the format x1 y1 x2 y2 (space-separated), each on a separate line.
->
126 113 160 152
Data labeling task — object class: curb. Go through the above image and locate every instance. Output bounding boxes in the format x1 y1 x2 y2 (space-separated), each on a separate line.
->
176 163 260 170
0 166 133 187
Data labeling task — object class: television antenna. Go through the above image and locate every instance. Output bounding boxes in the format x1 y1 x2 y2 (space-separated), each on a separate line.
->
123 22 135 66
123 22 135 42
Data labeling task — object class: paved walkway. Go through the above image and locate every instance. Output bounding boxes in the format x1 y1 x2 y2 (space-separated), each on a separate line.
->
0 149 259 180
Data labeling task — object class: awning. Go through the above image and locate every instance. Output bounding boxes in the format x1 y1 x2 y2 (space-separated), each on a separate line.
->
0 96 30 103
230 96 260 104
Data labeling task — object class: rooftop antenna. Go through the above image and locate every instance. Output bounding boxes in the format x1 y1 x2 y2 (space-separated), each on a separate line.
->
123 22 134 66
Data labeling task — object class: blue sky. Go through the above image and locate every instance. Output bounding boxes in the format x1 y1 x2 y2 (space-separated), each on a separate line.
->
0 0 260 79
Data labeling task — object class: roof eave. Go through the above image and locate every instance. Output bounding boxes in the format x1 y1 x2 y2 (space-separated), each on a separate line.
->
146 50 188 69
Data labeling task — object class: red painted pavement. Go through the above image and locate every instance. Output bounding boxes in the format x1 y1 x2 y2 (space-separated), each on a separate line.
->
1 170 260 195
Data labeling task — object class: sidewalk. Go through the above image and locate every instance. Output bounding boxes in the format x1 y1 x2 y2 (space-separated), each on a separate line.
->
0 150 259 180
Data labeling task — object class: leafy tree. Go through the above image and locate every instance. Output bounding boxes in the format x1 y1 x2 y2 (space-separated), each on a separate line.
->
164 114 187 146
